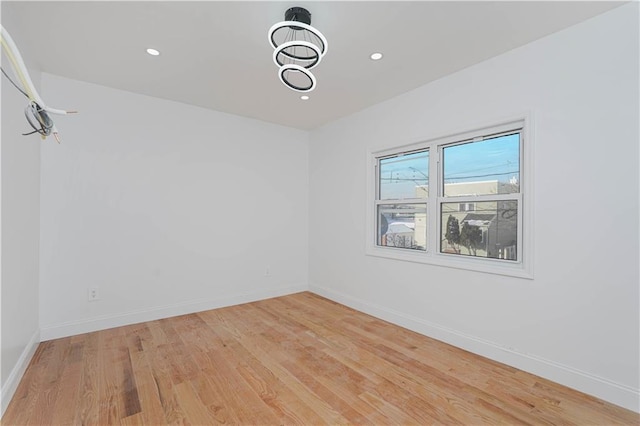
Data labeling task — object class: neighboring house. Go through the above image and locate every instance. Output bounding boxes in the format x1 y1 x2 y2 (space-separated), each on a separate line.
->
440 180 518 259
453 212 517 260
381 180 518 259
384 222 418 249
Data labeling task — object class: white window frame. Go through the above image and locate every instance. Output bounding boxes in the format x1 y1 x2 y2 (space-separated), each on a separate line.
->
365 117 534 279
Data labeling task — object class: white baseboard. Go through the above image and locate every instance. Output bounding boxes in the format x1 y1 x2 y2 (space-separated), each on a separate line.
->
309 284 640 413
1 329 40 417
40 284 307 341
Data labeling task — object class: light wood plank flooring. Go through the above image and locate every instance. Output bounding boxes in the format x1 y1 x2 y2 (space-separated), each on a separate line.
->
3 292 638 425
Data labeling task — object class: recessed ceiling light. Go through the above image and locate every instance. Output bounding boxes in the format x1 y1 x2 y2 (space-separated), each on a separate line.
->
370 52 383 61
146 48 160 56
300 95 310 100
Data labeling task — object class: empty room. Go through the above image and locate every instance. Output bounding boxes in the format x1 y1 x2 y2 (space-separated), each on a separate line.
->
1 1 638 424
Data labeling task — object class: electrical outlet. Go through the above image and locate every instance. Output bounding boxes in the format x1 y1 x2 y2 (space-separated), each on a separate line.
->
88 287 100 302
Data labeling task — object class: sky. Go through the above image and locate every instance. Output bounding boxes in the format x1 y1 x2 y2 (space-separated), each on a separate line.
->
379 133 520 200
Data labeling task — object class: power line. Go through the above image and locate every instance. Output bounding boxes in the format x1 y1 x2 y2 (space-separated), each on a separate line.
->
445 170 518 181
381 170 518 183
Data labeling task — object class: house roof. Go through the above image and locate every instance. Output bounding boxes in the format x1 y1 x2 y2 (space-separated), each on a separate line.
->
463 213 495 223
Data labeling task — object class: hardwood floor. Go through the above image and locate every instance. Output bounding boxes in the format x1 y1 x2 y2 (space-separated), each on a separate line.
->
3 292 638 425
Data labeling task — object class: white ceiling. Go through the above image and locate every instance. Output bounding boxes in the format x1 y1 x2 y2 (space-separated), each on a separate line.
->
2 1 624 130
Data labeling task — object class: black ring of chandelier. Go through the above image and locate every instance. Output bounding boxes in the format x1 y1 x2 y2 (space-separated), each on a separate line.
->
273 41 322 69
278 64 316 92
268 21 328 61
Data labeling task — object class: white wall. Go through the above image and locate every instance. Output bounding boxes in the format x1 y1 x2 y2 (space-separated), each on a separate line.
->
2 0 637 416
309 4 639 411
0 4 42 414
39 74 309 339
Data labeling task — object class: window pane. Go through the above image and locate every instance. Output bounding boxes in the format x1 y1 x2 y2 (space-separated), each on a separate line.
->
440 201 518 260
379 150 428 200
378 204 427 250
443 133 520 197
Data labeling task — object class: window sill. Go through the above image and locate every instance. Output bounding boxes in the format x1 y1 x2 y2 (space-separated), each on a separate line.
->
365 245 533 279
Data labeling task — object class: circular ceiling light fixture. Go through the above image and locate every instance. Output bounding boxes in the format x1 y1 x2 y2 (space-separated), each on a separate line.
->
300 95 310 100
268 7 327 93
146 48 160 56
370 52 383 61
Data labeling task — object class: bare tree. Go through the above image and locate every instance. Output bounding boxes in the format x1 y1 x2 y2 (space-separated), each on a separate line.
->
445 215 460 253
460 222 482 256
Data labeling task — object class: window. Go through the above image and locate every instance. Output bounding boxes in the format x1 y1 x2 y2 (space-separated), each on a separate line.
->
458 202 475 212
376 150 428 251
441 132 520 261
368 119 531 278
